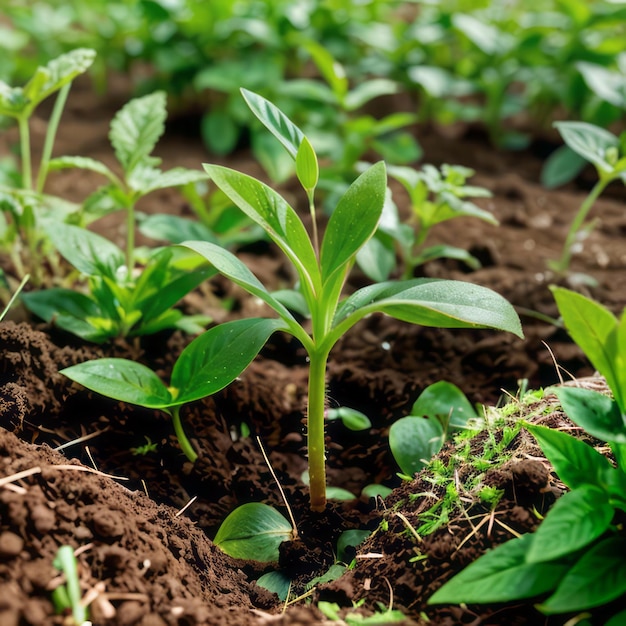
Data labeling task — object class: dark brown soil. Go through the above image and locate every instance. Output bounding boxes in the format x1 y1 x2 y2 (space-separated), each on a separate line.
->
1 77 625 625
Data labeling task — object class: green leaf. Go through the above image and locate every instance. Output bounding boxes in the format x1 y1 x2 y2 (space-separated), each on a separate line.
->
555 387 626 444
306 563 347 589
46 223 124 279
180 240 297 324
296 136 318 191
240 88 304 159
344 78 398 111
554 121 620 175
428 534 568 604
202 165 320 292
540 145 587 189
48 155 116 182
256 570 292 601
109 91 167 174
527 485 614 563
214 502 293 562
526 423 615 490
334 279 523 338
356 233 396 282
539 536 626 613
389 416 445 475
337 529 370 563
411 381 479 430
606 609 626 626
171 318 286 404
304 40 348 101
320 162 386 284
326 407 372 431
201 109 239 156
139 214 218 245
61 358 172 408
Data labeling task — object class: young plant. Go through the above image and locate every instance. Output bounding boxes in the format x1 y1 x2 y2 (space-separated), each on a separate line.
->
51 545 89 625
22 222 213 342
429 288 626 621
357 163 495 282
61 317 286 462
0 48 95 283
547 121 626 275
181 89 522 511
47 90 208 271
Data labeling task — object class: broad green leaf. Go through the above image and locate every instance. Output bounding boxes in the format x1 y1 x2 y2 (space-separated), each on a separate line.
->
554 121 619 175
389 416 445 475
333 279 523 339
337 529 370 563
139 214 218 245
540 145 587 189
527 485 614 563
356 233 396 282
241 88 304 159
48 155 116 183
320 162 386 284
344 78 398 111
180 240 297 325
110 91 167 174
452 13 513 55
61 358 172 408
411 381 478 430
526 423 615 490
326 407 371 431
539 536 626 613
551 286 622 408
256 571 292 601
202 165 320 291
171 318 286 404
577 61 626 108
296 136 318 191
21 288 110 343
428 534 568 604
214 502 293 562
46 223 124 279
555 387 626 444
130 166 208 196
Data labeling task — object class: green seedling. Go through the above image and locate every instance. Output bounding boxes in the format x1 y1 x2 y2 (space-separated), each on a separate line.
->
390 381 480 477
547 121 626 275
358 163 495 282
61 317 286 462
51 545 88 625
22 222 213 342
0 48 95 284
429 288 626 619
181 89 522 512
48 90 208 271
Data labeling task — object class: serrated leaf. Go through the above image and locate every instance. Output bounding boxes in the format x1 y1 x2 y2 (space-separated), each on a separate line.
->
171 318 285 404
428 534 568 604
320 162 386 284
555 386 626 444
539 536 626 613
389 416 445 475
214 502 293 562
109 91 167 174
202 165 320 292
527 485 614 563
46 223 124 279
525 422 615 490
241 88 304 159
61 358 172 408
554 121 619 175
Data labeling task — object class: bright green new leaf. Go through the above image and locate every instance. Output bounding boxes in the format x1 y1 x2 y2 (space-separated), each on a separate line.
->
61 358 172 408
320 162 386 284
539 536 626 613
389 416 445 475
326 407 371 431
171 318 286 405
241 88 304 159
551 286 622 408
46 223 124 280
214 502 293 562
525 423 615 490
554 121 620 175
109 91 167 174
428 534 568 604
555 386 626 444
296 136 318 192
411 380 478 430
202 165 320 291
526 485 614 563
